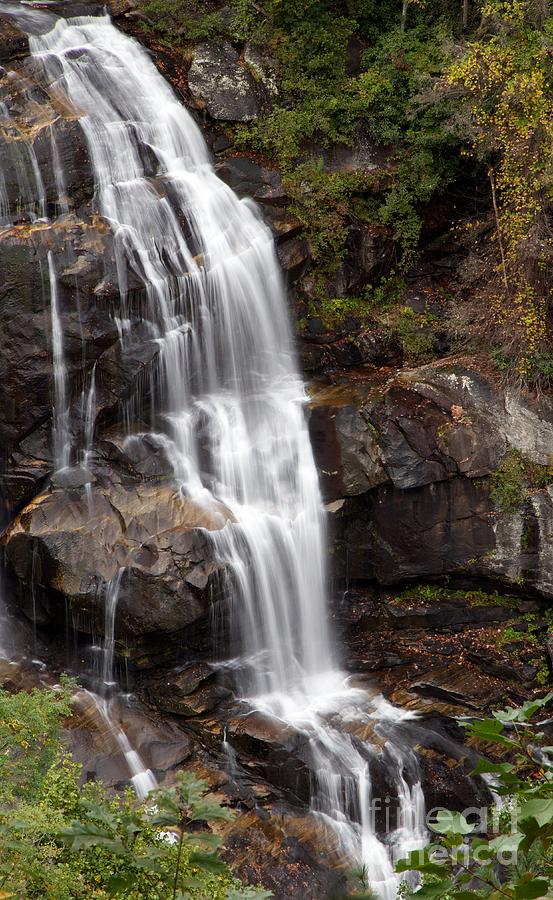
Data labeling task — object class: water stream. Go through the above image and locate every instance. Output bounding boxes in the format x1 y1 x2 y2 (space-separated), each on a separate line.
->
0 10 431 894
47 250 71 471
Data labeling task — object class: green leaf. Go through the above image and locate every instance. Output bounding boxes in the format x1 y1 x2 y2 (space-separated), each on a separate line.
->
492 693 553 724
132 856 165 873
431 810 474 836
519 816 544 852
187 800 234 823
0 838 29 851
520 799 553 827
489 832 523 854
188 850 229 875
82 802 118 832
464 718 518 748
60 822 126 855
514 878 550 898
396 846 447 876
106 873 134 895
183 831 221 850
150 794 180 826
471 758 515 776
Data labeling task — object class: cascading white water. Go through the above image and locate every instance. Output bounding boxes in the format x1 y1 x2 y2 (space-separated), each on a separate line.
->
0 100 46 222
49 123 69 215
81 362 96 512
30 14 425 895
47 250 71 471
89 566 157 801
32 13 332 698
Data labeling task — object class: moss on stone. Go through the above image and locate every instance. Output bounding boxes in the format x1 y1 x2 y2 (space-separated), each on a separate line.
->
489 449 553 514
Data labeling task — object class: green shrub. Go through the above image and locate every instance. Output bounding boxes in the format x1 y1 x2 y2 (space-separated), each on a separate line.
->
397 692 553 899
139 0 224 42
0 682 268 899
389 305 439 363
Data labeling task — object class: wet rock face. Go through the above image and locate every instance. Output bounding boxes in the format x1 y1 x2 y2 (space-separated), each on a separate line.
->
311 361 553 595
340 476 494 584
0 219 137 513
139 660 233 717
0 17 28 65
0 58 119 513
2 444 231 638
0 32 243 667
0 63 94 221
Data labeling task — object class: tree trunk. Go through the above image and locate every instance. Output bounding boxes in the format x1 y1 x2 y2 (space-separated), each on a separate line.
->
401 0 408 31
461 0 469 29
489 169 509 294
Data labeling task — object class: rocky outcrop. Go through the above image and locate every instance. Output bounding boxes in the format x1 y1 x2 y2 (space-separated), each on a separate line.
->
341 581 551 693
0 17 28 64
310 359 553 596
2 437 232 639
188 42 264 121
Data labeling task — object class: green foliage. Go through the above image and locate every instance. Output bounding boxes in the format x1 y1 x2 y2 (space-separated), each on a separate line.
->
235 15 461 270
497 609 553 686
387 305 439 363
397 693 553 899
135 0 553 380
393 583 518 607
0 675 74 803
139 0 224 42
282 161 378 281
489 450 553 514
315 297 373 331
358 24 461 266
447 0 553 379
0 683 268 899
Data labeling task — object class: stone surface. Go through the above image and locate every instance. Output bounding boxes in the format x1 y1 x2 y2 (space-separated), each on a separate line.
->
2 457 233 637
68 689 193 787
140 661 232 717
188 42 261 122
222 809 346 899
215 156 287 206
0 218 137 512
310 360 553 596
0 65 94 219
0 17 28 64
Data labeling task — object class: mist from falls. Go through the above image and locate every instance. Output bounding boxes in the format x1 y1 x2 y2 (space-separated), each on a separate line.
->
26 13 426 896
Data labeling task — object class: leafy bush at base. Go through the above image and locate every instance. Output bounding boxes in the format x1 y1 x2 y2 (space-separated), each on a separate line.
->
397 693 553 899
0 681 268 899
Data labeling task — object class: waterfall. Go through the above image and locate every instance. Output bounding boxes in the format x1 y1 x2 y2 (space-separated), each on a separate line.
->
90 567 157 800
49 123 69 215
81 362 96 512
47 251 71 471
30 14 425 895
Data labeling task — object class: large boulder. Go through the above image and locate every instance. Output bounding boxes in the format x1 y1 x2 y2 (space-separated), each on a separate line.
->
188 42 262 122
311 360 553 596
215 157 287 207
2 440 233 638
